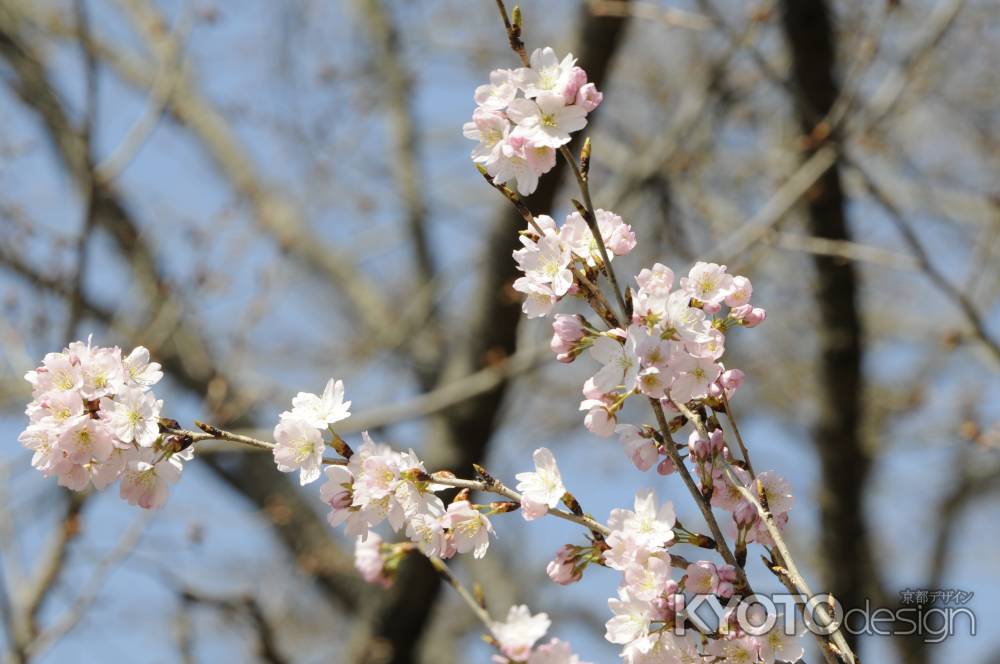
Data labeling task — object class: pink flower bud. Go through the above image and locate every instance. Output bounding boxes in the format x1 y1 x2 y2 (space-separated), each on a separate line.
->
553 313 586 342
688 429 711 461
561 66 588 104
743 307 766 327
606 224 637 256
726 275 753 307
720 368 744 392
575 82 603 112
546 545 582 585
702 301 722 315
584 405 615 437
656 456 676 476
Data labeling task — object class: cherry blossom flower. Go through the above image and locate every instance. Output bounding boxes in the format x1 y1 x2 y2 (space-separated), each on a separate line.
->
515 234 574 296
122 346 163 388
589 330 639 393
445 500 494 559
515 447 566 520
669 353 722 402
493 604 551 660
513 276 558 318
615 424 659 471
515 47 577 98
119 450 183 510
102 387 162 447
272 417 325 485
680 261 734 306
508 94 588 148
488 136 542 196
605 588 653 649
608 489 676 550
287 378 351 430
474 68 518 111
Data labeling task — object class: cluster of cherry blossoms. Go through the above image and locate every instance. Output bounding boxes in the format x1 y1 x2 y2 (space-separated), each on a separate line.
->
321 431 496 560
17 339 187 509
512 210 636 318
464 47 602 196
549 260 765 440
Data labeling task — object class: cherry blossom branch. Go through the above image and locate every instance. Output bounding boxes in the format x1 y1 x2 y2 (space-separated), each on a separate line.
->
720 461 855 664
162 422 350 465
720 391 755 477
428 472 610 539
648 399 742 576
559 144 630 321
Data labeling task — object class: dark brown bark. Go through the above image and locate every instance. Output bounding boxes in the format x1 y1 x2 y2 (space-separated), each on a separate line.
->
779 0 870 652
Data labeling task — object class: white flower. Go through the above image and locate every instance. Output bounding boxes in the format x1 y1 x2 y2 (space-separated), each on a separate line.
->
272 417 325 485
680 261 734 306
492 604 551 661
119 449 182 509
516 47 577 98
58 418 114 465
354 534 392 588
589 330 639 393
513 277 558 318
123 346 163 387
669 353 722 402
463 107 510 165
487 136 541 196
615 424 659 472
287 378 351 430
102 387 162 447
515 447 566 520
635 263 675 296
605 588 652 647
508 94 588 148
445 499 494 559
474 68 518 111
515 234 574 297
79 346 125 399
623 554 671 602
609 489 676 550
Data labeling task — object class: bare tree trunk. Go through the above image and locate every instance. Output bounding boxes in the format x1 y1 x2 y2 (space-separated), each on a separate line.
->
779 0 871 653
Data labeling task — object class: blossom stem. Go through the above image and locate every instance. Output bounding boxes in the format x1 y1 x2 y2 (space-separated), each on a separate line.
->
167 422 348 466
558 145 630 322
720 391 755 477
721 462 855 664
431 474 611 538
493 0 529 66
647 398 743 578
426 554 496 633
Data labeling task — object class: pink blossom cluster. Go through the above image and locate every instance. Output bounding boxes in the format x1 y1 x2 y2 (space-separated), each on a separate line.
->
513 210 636 318
18 339 187 509
323 433 495 560
464 47 602 196
565 261 761 442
